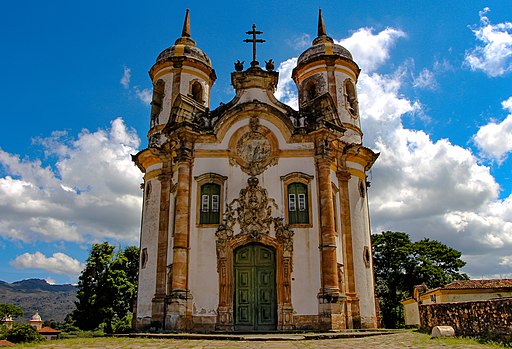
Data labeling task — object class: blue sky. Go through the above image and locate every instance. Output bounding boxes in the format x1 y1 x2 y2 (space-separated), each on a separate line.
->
1 0 511 284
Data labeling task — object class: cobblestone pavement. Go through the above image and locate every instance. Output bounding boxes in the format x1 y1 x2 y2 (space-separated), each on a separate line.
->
26 331 498 349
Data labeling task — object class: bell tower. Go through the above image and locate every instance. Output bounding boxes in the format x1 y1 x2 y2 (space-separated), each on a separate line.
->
292 10 362 139
147 9 216 133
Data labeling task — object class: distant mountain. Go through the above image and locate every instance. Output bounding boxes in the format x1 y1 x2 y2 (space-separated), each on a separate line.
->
0 278 76 323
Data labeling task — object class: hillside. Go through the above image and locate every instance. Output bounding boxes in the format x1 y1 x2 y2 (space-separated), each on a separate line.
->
0 278 76 323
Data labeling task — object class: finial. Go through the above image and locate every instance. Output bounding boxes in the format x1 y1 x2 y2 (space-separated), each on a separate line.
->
182 9 191 37
318 8 326 37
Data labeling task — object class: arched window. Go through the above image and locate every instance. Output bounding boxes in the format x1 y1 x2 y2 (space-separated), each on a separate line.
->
150 79 165 126
304 80 317 101
344 80 358 117
191 81 203 103
200 183 220 224
287 182 309 224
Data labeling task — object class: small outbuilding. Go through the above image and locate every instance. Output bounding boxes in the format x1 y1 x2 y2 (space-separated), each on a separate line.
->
38 326 61 341
402 279 512 327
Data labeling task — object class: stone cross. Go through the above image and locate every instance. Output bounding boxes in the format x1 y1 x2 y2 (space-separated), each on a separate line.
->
243 24 265 67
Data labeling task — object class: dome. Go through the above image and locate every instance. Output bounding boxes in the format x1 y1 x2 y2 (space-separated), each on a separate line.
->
297 36 353 65
296 9 354 66
31 311 42 321
156 38 212 67
154 9 212 68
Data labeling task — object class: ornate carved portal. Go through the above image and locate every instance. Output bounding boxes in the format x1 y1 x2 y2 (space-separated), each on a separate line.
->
215 177 294 331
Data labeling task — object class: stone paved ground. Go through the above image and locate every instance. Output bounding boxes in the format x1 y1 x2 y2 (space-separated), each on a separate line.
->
18 331 501 349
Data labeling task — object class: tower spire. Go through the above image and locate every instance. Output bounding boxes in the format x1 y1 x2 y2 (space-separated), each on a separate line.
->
318 8 326 37
182 9 191 38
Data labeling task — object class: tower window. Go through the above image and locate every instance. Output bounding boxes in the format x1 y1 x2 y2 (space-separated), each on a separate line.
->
191 81 203 103
344 80 358 117
304 81 317 101
150 79 165 126
287 182 309 224
199 183 220 224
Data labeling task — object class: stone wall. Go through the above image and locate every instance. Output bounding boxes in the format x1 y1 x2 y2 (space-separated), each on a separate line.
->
419 298 512 339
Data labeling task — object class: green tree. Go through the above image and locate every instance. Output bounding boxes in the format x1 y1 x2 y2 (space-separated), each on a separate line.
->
0 304 23 320
5 324 44 343
372 231 468 328
72 242 139 333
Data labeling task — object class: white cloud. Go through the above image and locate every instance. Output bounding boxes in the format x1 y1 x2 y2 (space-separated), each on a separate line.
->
337 27 406 72
473 96 512 163
500 255 512 267
11 251 84 277
0 118 142 243
412 68 437 90
120 67 131 89
291 33 311 50
464 7 512 77
275 57 299 110
135 87 152 105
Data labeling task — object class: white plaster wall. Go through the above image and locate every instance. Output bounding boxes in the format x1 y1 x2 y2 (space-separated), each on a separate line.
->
404 302 420 326
136 178 161 318
347 174 376 323
179 67 211 107
189 123 321 316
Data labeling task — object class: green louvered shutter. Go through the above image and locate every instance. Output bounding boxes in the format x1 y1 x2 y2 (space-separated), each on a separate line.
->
200 183 220 224
288 183 309 224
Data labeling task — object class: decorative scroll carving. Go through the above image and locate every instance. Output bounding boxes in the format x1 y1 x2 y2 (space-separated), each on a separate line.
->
149 131 168 149
215 177 293 248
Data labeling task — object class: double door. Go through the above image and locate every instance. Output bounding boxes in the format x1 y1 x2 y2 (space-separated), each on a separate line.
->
234 244 276 331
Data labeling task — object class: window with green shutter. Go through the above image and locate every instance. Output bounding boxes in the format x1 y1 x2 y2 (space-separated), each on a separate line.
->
287 182 309 224
200 183 220 224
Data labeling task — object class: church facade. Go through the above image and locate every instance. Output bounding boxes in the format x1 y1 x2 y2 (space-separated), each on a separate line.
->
132 9 379 332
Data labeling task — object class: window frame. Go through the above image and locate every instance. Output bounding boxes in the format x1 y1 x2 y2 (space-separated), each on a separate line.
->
195 173 227 227
281 172 314 227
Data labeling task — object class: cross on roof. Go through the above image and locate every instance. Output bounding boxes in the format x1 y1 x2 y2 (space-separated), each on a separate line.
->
243 24 265 67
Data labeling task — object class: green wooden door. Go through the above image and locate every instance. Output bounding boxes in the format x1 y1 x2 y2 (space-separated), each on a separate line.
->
234 244 276 331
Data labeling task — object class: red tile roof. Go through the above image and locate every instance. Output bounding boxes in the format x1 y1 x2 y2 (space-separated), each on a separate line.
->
443 279 512 290
38 326 61 334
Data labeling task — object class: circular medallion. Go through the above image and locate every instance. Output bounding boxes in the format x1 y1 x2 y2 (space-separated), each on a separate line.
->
236 132 271 165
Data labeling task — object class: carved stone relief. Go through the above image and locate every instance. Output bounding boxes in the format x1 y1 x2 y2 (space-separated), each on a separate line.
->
229 117 278 176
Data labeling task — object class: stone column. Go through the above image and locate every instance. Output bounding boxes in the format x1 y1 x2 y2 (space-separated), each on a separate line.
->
316 156 340 297
337 169 361 328
316 150 344 330
151 163 172 326
167 141 193 330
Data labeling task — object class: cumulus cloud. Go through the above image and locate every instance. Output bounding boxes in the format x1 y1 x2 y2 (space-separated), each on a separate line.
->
135 87 152 105
0 118 142 243
464 7 512 77
274 25 512 278
473 96 512 163
11 251 84 277
275 57 299 110
120 67 131 89
337 27 406 72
